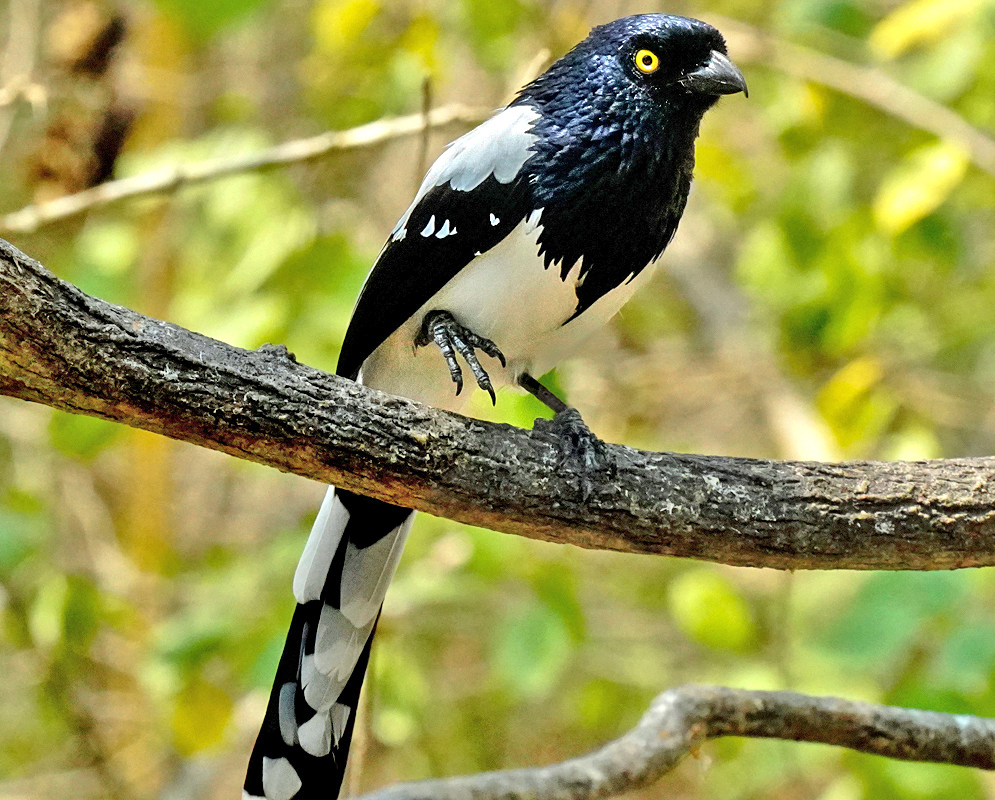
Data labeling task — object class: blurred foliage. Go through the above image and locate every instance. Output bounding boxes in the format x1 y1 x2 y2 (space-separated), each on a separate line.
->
1 0 995 798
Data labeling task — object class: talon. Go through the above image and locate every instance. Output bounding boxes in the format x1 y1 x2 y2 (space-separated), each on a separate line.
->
418 310 504 401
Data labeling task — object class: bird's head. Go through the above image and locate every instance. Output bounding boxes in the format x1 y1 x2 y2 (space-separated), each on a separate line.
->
517 14 746 137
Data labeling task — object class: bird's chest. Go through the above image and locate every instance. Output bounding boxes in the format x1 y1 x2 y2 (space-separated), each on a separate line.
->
359 216 655 410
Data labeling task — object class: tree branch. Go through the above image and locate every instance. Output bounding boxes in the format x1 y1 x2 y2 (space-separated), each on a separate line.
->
0 103 491 234
3 236 995 571
354 685 995 800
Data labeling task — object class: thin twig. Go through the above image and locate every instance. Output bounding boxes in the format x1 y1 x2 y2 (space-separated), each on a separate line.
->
414 75 434 191
356 685 995 800
0 0 43 156
718 16 995 177
0 103 491 234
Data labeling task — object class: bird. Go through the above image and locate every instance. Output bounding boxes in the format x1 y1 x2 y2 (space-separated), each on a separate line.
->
243 14 746 800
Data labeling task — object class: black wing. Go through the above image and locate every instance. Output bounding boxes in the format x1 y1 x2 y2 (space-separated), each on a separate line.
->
335 104 541 379
336 175 532 379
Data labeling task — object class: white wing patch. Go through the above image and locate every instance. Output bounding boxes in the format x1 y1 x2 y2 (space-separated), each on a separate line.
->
490 213 500 226
421 215 436 237
262 757 302 800
390 104 539 240
293 488 350 604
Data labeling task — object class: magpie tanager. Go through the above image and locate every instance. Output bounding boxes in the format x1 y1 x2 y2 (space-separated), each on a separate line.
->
244 14 746 800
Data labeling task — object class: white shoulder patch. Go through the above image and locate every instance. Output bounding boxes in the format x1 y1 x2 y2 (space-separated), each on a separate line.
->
390 104 540 239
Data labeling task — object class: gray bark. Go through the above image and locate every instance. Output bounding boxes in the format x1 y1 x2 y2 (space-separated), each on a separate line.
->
3 236 995 571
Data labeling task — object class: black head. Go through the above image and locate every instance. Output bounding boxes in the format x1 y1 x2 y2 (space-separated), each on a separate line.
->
511 15 746 317
516 15 746 128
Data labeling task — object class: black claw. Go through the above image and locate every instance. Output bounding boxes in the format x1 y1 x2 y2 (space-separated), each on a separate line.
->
417 310 505 401
533 407 613 500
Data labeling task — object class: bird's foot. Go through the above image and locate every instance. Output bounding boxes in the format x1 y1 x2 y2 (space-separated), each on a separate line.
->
416 310 506 404
534 407 613 500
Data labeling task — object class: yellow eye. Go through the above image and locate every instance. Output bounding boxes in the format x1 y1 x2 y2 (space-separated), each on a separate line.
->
634 48 660 74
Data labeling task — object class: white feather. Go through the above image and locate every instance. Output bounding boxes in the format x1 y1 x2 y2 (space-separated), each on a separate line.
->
298 710 332 757
262 757 302 800
331 703 352 744
339 522 411 627
293 488 349 604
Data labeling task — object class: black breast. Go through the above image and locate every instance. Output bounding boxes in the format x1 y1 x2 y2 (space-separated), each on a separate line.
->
519 98 700 320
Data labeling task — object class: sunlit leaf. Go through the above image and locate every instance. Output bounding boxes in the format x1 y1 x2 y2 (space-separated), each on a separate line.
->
28 575 67 650
668 569 756 652
873 141 969 234
869 0 986 58
312 0 381 55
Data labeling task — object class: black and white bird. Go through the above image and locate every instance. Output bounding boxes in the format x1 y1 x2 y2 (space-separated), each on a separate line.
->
243 14 745 800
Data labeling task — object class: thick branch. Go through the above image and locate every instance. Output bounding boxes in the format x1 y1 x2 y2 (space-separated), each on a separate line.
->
355 685 995 800
3 237 995 570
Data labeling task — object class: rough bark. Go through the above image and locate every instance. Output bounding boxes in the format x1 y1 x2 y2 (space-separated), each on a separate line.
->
3 236 995 571
356 685 995 800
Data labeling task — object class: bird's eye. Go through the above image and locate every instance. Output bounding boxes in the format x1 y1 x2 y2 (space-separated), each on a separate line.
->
634 48 660 75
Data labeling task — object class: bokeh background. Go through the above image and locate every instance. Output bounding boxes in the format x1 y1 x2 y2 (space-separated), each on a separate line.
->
2 0 995 798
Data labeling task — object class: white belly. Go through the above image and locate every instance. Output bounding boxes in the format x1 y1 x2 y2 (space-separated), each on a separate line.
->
359 218 657 411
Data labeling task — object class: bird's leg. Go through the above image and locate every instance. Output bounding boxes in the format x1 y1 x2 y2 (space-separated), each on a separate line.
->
416 310 506 404
517 372 568 414
520 372 611 495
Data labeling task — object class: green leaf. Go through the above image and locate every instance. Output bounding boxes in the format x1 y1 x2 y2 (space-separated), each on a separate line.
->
154 0 272 40
493 597 573 698
48 412 122 461
668 569 756 652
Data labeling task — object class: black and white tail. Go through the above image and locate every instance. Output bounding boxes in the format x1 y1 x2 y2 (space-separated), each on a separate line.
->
244 488 413 800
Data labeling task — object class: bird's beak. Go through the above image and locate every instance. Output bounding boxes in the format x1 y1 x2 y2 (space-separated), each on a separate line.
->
680 50 748 98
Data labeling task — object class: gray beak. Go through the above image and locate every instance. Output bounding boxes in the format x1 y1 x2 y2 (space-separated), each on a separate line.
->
680 50 748 97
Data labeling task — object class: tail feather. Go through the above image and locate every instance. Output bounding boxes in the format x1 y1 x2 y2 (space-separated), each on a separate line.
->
245 488 414 800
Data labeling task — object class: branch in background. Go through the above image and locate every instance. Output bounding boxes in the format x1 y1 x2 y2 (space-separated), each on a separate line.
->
0 103 491 234
356 685 995 800
4 237 995 571
720 17 995 177
5 21 993 235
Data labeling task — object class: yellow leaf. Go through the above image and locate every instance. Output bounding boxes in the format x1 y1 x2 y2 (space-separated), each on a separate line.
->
869 0 984 59
873 141 968 234
172 678 233 755
312 0 380 55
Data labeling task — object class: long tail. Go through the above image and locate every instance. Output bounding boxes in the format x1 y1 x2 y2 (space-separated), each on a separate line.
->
244 487 414 800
